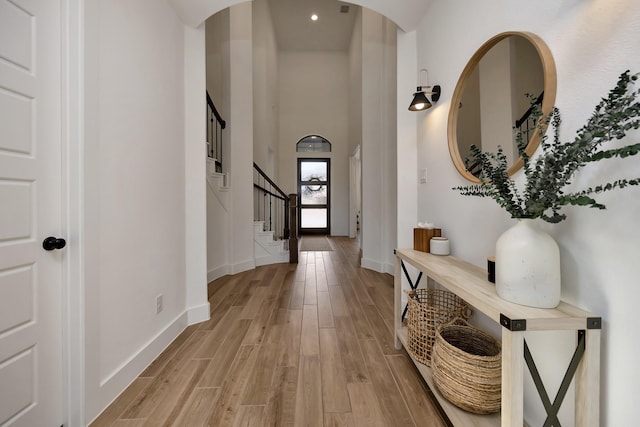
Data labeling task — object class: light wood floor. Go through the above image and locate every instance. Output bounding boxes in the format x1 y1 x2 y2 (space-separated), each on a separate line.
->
90 237 448 427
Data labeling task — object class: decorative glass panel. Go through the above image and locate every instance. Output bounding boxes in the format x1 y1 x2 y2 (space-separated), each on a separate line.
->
301 185 327 205
300 162 327 182
301 208 327 228
296 135 331 152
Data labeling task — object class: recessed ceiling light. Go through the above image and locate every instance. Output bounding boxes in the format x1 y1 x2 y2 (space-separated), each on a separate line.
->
311 14 318 21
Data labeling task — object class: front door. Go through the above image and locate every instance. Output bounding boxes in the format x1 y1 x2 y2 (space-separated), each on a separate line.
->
298 158 330 235
0 0 64 425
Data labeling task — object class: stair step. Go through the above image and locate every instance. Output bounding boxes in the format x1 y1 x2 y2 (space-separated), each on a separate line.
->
253 220 291 266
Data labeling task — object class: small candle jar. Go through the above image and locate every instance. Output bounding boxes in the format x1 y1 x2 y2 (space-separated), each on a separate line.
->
430 237 450 255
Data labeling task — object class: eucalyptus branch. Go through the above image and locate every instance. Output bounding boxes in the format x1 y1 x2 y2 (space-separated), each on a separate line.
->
453 70 640 223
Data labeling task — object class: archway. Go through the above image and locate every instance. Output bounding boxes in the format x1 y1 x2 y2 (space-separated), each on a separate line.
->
191 0 421 304
168 0 428 32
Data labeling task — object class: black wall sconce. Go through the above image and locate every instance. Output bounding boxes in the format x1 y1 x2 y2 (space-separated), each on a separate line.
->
408 68 441 111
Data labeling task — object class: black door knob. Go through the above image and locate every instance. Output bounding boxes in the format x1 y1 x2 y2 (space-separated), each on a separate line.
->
43 237 66 251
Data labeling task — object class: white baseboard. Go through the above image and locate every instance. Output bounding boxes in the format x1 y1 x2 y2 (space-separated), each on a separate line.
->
361 257 384 273
188 302 210 324
208 264 230 283
231 259 255 274
97 311 189 414
208 259 255 282
383 261 394 275
361 257 394 276
255 253 289 267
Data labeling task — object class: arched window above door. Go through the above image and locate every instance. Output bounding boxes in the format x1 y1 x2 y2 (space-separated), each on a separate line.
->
296 135 331 153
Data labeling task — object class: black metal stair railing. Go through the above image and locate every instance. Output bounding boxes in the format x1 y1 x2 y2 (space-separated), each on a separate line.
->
207 91 226 173
463 92 544 178
515 91 544 145
253 163 298 263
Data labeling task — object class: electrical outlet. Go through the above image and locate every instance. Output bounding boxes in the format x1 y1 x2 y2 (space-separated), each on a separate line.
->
156 294 163 314
420 168 428 184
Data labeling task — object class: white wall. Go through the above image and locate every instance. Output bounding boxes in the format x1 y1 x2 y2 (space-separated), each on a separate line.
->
396 29 418 253
206 172 231 281
206 8 229 112
205 3 256 279
360 9 398 273
348 10 364 239
278 51 350 236
479 39 514 161
228 2 256 273
381 17 398 274
184 23 210 325
84 0 191 419
349 9 363 157
252 0 279 174
205 10 232 282
414 1 640 425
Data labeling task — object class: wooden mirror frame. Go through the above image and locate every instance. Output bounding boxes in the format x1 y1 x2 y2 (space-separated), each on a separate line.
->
447 31 557 182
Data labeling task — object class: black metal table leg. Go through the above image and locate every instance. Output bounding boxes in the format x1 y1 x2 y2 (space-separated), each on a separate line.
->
524 330 587 427
400 260 422 322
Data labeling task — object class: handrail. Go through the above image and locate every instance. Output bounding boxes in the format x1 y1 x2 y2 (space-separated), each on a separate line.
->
515 91 544 129
253 162 287 200
207 91 226 130
253 183 287 201
207 91 226 173
514 91 544 156
468 92 544 178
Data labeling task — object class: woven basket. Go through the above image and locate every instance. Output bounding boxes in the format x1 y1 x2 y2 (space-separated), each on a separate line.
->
431 319 502 414
406 289 472 366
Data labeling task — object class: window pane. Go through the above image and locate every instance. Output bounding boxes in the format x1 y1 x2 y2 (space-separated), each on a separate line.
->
301 208 327 228
300 162 327 182
301 185 327 205
296 136 331 152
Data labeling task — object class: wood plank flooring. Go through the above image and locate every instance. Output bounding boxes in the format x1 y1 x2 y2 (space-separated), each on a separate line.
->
90 236 447 427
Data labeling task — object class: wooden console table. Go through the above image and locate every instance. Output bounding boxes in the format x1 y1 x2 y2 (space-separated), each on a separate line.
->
393 248 601 427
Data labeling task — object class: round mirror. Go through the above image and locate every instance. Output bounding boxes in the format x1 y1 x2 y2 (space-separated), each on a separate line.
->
447 32 557 182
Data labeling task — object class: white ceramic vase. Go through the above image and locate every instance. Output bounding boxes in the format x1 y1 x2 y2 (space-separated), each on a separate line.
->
495 218 561 308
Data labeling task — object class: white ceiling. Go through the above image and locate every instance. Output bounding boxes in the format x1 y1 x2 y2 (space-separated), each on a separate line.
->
268 0 359 51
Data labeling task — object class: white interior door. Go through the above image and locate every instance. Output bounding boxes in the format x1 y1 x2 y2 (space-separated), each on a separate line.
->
0 0 64 425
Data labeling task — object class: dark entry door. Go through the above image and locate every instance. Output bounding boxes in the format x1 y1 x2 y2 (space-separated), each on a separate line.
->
298 158 330 235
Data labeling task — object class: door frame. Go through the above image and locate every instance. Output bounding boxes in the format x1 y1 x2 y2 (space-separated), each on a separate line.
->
1 0 83 424
61 0 85 424
349 145 361 239
297 157 331 235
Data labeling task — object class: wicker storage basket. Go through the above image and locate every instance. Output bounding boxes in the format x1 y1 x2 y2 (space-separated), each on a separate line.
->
431 320 502 414
406 289 472 366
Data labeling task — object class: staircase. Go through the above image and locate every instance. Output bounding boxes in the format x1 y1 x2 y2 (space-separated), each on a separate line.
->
253 221 289 266
253 162 298 264
207 158 295 269
205 92 296 272
206 159 229 207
